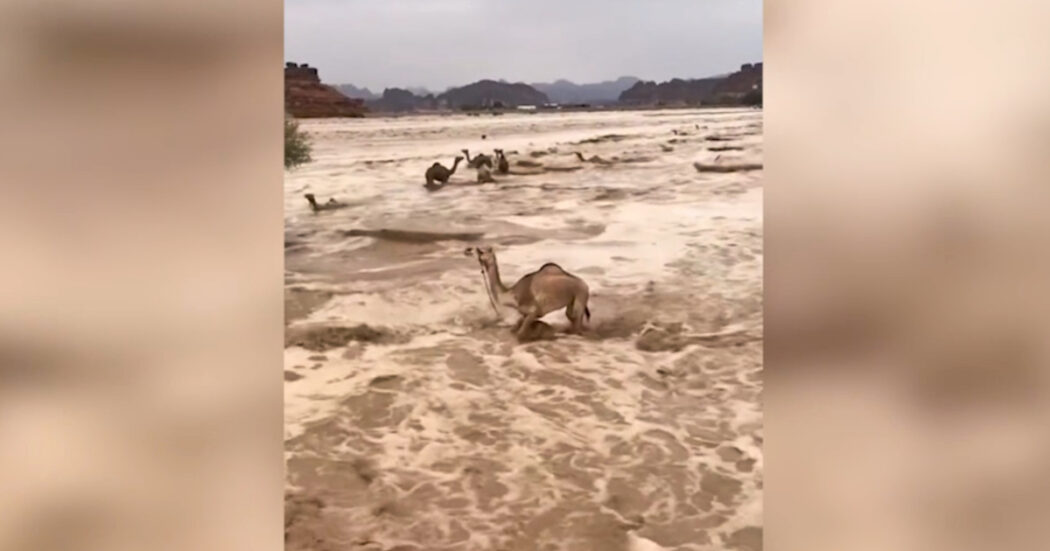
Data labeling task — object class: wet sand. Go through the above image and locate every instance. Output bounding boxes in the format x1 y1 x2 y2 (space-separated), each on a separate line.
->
284 108 763 551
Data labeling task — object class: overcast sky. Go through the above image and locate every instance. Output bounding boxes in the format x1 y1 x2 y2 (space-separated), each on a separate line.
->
286 0 762 92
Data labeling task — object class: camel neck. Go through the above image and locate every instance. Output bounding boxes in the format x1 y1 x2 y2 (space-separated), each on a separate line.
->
450 158 461 173
485 257 509 293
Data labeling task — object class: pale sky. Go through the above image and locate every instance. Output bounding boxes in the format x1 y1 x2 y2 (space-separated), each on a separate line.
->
285 0 763 92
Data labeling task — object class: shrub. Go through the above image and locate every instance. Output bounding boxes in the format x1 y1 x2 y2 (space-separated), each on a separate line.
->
285 115 312 169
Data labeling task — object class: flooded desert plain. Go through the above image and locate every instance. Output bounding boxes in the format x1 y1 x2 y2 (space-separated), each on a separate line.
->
284 107 763 551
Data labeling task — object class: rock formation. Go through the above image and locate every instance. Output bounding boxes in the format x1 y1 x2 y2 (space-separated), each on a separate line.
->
712 63 763 97
285 62 366 118
334 83 379 101
366 88 440 113
531 76 640 104
617 62 762 107
618 77 723 106
438 80 549 110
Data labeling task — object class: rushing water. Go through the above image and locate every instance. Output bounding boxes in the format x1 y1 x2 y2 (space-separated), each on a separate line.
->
285 108 763 551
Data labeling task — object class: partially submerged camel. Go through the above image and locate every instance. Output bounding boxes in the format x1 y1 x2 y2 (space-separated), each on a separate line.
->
493 149 509 174
476 165 496 183
424 155 463 190
464 246 591 337
462 149 493 169
574 151 613 165
304 193 345 212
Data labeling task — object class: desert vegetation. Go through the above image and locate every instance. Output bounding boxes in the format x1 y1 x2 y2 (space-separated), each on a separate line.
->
284 115 312 169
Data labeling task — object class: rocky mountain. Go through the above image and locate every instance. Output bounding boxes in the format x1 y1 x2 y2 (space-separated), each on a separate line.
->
405 86 433 97
711 63 763 101
618 63 762 106
438 79 549 109
531 76 640 104
334 83 379 101
366 88 439 113
618 76 723 106
285 62 366 118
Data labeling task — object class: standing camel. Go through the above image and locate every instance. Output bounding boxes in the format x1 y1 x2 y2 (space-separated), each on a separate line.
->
493 149 509 174
461 149 493 169
464 246 591 337
424 156 463 190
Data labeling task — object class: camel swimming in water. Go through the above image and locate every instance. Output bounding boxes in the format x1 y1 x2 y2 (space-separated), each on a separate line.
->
424 155 463 190
493 149 509 174
304 193 345 212
574 151 613 165
464 246 591 337
461 149 493 169
476 165 496 183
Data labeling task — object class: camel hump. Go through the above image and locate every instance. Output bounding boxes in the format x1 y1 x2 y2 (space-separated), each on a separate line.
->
536 262 571 275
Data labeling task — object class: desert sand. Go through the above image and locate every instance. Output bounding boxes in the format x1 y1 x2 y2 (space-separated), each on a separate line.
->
284 108 762 551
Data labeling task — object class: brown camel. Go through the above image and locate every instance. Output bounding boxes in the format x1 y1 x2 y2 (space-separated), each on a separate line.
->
304 193 345 212
424 156 463 191
574 151 613 165
493 149 509 174
462 149 493 169
464 246 592 337
477 165 496 183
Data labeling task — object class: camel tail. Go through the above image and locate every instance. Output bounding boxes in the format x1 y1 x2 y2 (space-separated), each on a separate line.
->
585 306 591 321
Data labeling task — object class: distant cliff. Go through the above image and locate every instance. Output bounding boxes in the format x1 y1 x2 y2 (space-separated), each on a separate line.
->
438 80 549 109
335 83 379 101
366 88 439 113
618 63 762 106
285 62 366 118
531 76 640 104
619 77 723 106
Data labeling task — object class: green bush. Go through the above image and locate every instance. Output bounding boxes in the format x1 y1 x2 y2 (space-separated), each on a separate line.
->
284 116 312 169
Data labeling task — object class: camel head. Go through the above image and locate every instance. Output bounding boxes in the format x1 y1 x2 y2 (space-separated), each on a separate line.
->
454 155 464 162
463 245 497 270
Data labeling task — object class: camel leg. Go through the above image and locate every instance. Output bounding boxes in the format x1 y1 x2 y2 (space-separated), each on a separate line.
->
516 313 538 338
566 307 584 334
565 298 586 334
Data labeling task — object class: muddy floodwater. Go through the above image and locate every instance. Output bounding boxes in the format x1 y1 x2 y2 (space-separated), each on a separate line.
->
284 108 763 551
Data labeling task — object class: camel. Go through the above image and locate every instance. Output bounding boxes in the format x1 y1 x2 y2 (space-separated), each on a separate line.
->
424 156 463 190
304 193 345 212
493 149 509 174
461 149 493 169
574 151 613 165
464 246 591 337
476 165 496 183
